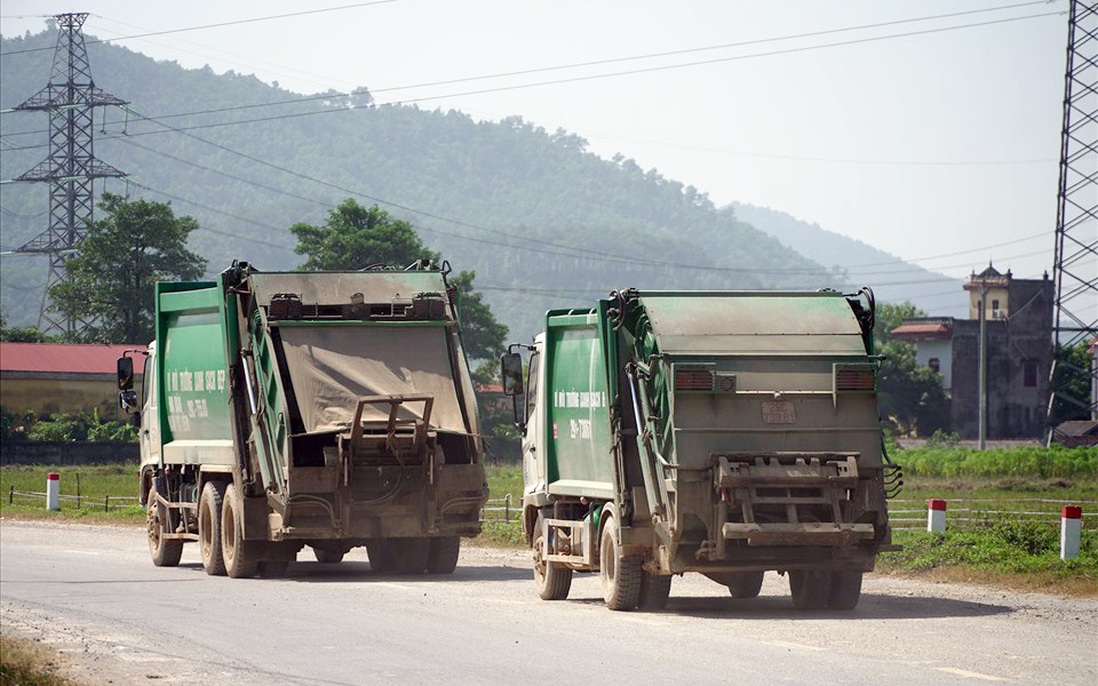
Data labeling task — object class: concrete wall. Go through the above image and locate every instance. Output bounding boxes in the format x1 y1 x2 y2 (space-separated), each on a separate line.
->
1 441 138 465
914 338 954 391
0 374 141 422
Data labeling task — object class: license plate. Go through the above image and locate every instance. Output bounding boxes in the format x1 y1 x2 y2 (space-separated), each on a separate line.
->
761 400 796 424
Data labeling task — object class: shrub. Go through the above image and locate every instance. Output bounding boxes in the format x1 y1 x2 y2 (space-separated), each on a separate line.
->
86 420 138 443
26 414 86 442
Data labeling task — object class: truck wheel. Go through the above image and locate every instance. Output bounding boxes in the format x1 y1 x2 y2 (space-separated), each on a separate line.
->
221 483 258 579
198 481 226 576
313 545 345 564
426 536 461 574
725 571 765 599
599 523 641 611
789 570 831 610
827 571 863 610
366 539 396 574
147 501 183 567
393 538 430 574
637 571 672 611
533 513 571 600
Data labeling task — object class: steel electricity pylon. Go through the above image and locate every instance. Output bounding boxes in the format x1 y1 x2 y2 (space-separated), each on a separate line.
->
12 12 127 336
1046 0 1098 443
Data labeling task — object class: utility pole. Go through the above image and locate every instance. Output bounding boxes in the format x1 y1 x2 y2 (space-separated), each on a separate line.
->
978 287 988 450
12 13 128 337
1046 0 1098 444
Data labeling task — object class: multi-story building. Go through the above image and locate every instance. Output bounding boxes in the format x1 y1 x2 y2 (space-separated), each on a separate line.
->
891 265 1053 439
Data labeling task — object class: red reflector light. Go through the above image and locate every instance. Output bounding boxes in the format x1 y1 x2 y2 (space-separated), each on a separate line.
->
836 367 876 391
676 368 714 391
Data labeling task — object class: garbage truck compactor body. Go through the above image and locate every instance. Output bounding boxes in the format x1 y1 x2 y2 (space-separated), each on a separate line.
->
502 288 899 610
119 262 488 577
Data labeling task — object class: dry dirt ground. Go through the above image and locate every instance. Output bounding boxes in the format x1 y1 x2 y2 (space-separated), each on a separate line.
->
2 522 1096 686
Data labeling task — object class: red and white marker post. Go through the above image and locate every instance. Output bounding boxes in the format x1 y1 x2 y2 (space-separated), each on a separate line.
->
46 472 60 511
927 499 947 533
1060 506 1082 560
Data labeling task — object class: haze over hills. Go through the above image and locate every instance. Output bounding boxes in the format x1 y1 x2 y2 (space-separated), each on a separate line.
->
1 27 957 343
730 203 968 319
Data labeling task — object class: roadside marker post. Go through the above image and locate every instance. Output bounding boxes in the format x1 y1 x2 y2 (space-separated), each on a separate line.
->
927 499 947 532
46 472 60 511
1061 506 1082 560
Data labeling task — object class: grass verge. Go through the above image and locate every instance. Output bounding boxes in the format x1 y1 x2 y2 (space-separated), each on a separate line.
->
0 635 75 686
878 523 1098 597
3 454 1096 594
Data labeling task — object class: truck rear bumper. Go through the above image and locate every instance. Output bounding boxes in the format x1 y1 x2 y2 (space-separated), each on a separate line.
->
721 521 876 546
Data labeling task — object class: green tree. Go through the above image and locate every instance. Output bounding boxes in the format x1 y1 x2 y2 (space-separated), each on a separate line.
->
450 271 508 362
874 302 950 437
289 199 438 270
290 198 508 363
48 193 206 343
1050 341 1094 425
0 311 52 342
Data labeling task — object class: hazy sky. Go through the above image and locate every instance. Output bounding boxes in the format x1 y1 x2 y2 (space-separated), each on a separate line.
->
0 0 1082 306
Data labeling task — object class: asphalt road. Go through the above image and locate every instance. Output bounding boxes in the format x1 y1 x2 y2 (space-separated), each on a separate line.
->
1 520 1095 685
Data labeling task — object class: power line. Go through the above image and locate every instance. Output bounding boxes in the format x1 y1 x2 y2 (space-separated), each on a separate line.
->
364 11 1063 108
0 7 1062 172
105 117 834 279
0 1 404 56
10 117 1057 280
122 180 295 252
360 2 1061 96
5 6 1061 121
6 105 1058 280
0 7 1062 281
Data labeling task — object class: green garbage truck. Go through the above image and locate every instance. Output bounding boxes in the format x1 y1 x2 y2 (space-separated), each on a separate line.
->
501 288 899 611
118 261 488 578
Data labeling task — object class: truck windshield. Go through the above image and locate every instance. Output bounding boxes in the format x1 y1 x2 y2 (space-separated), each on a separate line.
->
277 325 467 435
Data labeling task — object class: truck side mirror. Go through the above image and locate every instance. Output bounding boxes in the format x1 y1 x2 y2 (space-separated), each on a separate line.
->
117 356 134 391
119 389 139 414
500 353 524 396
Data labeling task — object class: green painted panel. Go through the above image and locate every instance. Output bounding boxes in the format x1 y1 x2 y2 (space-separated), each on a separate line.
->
159 308 232 444
545 318 615 492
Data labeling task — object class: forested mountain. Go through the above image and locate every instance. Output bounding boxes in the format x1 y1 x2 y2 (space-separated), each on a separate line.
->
3 28 923 343
730 203 967 318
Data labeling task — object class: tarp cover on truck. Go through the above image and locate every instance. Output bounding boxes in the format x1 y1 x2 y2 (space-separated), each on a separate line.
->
638 293 866 355
279 326 467 434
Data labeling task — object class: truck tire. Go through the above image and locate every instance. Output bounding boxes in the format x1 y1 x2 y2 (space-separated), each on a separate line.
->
724 571 765 599
533 513 571 601
366 539 396 574
827 570 863 610
198 481 227 576
221 483 259 579
393 538 430 574
789 570 831 610
426 536 461 574
313 544 345 564
637 571 672 611
147 501 183 567
599 523 641 611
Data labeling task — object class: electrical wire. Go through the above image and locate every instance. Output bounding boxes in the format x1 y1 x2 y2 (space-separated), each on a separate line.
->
0 6 1062 174
0 1 404 56
0 4 1062 283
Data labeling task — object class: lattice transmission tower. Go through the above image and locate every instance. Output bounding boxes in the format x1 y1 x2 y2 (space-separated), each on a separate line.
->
12 12 127 336
1047 0 1098 443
